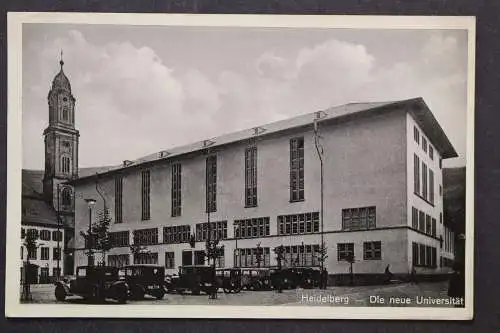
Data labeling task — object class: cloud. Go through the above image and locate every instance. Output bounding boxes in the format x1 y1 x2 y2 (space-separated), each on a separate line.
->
22 30 467 169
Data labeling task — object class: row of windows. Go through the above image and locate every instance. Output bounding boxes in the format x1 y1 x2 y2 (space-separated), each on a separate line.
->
411 207 437 237
99 207 377 248
114 137 307 223
234 217 270 238
412 242 437 268
195 221 228 242
234 247 271 268
414 154 436 205
341 206 376 231
337 241 382 261
278 212 319 235
413 126 436 162
279 244 321 267
21 246 61 261
21 228 62 241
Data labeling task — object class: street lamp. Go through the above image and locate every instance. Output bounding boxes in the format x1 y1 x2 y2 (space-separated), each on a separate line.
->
233 221 239 268
84 198 96 266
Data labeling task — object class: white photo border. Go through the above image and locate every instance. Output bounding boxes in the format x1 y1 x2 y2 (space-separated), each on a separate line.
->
5 12 476 320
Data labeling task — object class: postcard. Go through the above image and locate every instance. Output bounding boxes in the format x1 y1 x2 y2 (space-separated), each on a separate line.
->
6 12 475 319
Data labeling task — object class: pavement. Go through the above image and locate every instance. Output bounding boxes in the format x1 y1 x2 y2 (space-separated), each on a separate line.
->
21 281 462 307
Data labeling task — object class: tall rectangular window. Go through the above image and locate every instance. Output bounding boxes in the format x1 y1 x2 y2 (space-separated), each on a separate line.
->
431 218 437 237
413 126 420 144
419 211 425 232
412 207 419 229
115 174 123 223
41 247 49 260
165 252 175 269
429 146 434 160
429 169 434 204
422 162 428 200
141 170 151 220
206 155 217 213
245 146 258 207
422 137 428 153
414 154 420 194
426 214 432 235
171 163 182 217
234 247 271 268
290 137 305 202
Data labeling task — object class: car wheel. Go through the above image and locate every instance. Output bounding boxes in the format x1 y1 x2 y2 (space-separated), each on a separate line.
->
55 285 66 302
115 288 128 304
131 285 145 300
155 289 165 300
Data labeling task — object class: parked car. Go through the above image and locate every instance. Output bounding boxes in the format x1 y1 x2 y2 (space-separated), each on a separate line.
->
215 268 242 293
54 266 129 303
291 266 322 289
166 265 215 295
240 268 272 291
119 265 166 300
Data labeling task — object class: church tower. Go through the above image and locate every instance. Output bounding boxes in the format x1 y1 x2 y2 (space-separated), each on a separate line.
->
43 53 79 211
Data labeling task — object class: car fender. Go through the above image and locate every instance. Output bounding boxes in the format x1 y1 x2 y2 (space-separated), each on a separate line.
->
54 281 71 294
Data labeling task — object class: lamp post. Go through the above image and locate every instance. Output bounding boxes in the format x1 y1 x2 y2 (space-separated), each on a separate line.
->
84 198 96 266
313 114 325 270
233 221 239 268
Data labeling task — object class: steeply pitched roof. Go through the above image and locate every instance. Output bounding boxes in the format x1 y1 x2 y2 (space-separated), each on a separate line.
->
68 97 458 185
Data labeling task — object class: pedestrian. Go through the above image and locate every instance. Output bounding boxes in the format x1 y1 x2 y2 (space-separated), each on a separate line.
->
410 266 417 285
448 261 465 307
384 264 393 283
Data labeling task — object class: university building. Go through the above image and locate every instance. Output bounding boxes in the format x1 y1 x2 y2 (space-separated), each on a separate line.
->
70 94 458 282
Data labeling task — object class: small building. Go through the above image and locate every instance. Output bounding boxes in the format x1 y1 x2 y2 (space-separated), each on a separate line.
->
70 97 458 284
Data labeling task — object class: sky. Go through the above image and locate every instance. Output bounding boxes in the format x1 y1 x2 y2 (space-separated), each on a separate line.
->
22 23 469 169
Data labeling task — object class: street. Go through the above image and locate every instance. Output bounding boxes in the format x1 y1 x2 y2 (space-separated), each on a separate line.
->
21 281 459 307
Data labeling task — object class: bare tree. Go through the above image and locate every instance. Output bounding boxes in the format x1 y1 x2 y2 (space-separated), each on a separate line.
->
21 230 40 301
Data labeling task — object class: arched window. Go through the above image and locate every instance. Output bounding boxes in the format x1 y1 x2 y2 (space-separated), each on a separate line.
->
62 106 69 121
61 156 71 173
61 187 72 206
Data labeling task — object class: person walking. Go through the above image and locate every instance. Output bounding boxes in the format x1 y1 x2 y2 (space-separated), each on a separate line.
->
410 266 417 285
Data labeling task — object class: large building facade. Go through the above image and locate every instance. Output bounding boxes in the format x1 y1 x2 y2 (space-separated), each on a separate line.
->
71 98 458 282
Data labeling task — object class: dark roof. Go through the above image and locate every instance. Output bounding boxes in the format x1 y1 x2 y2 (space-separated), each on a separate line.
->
21 167 115 228
22 196 58 227
69 97 458 185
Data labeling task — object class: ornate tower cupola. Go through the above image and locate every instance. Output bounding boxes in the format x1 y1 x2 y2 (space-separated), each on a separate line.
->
43 52 79 207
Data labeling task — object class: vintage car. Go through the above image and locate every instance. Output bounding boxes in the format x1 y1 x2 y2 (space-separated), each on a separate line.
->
166 265 215 295
215 268 242 293
270 266 322 290
54 266 129 303
118 265 166 300
240 268 272 291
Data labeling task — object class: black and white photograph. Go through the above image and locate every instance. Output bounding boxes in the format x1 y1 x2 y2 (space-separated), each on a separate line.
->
6 13 475 319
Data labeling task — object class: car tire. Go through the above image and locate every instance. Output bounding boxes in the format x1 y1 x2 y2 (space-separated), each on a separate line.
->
155 289 165 300
115 288 128 304
131 285 145 300
55 285 66 302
